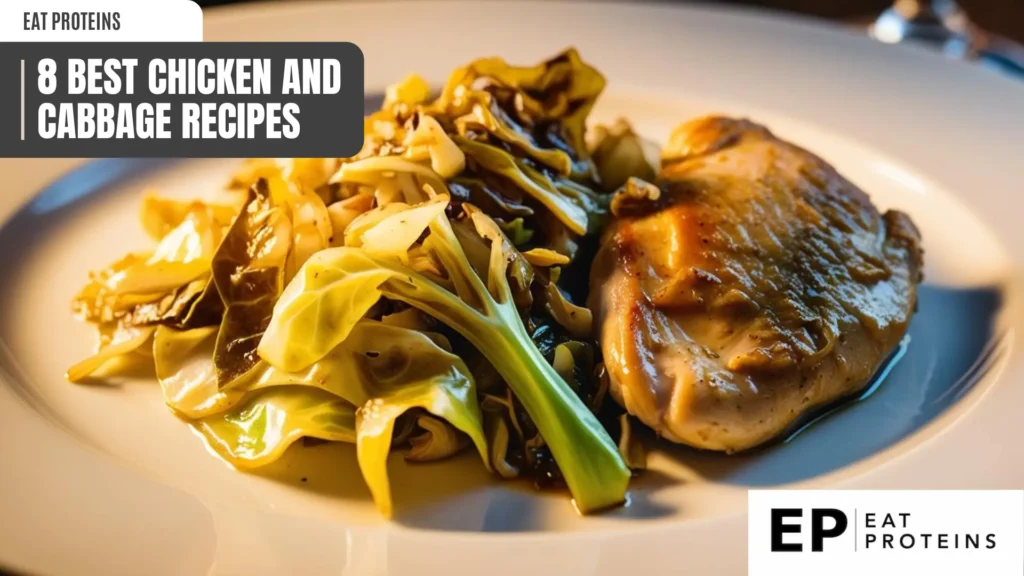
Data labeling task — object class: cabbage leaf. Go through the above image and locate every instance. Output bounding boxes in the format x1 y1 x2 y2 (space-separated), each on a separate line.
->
211 180 292 385
66 322 156 382
139 192 238 241
110 204 224 296
193 386 358 468
435 48 605 180
456 137 588 236
160 320 488 517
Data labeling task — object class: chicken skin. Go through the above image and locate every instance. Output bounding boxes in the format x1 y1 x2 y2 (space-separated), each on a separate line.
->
589 116 923 452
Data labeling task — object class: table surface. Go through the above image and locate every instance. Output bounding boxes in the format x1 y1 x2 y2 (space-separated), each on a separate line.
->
194 0 1024 45
719 0 1023 44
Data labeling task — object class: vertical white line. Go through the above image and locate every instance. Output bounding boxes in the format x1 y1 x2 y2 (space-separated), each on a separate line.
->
20 60 25 141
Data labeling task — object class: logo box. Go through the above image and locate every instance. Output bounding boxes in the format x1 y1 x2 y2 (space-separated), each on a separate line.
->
748 490 1024 576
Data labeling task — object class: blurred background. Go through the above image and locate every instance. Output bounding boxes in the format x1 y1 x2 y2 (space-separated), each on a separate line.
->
194 0 1024 44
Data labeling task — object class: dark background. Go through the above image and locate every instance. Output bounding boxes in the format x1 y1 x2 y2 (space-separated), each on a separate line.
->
194 0 1024 44
0 43 365 158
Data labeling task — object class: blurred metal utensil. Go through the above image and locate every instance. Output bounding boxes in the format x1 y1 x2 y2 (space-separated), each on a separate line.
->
869 0 1024 78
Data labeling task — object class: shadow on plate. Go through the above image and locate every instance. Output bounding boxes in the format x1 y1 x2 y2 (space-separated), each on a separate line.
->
255 439 681 531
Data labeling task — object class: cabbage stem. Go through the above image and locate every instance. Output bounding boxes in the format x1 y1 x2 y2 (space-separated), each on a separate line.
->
388 282 630 512
478 313 631 513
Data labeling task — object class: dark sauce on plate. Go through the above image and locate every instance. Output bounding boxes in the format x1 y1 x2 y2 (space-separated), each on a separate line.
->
780 335 911 445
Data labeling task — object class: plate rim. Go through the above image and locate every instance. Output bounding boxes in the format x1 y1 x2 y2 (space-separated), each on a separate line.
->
1 2 1022 574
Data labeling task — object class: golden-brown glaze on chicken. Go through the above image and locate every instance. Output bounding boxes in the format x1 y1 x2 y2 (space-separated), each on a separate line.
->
589 116 924 452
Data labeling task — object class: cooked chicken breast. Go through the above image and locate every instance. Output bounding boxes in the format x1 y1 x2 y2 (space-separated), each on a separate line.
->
589 116 923 452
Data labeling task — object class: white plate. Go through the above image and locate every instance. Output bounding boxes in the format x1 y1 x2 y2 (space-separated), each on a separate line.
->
1 2 1022 575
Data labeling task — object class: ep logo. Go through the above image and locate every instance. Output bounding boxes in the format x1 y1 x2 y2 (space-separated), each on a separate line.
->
750 490 1024 576
771 508 848 552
